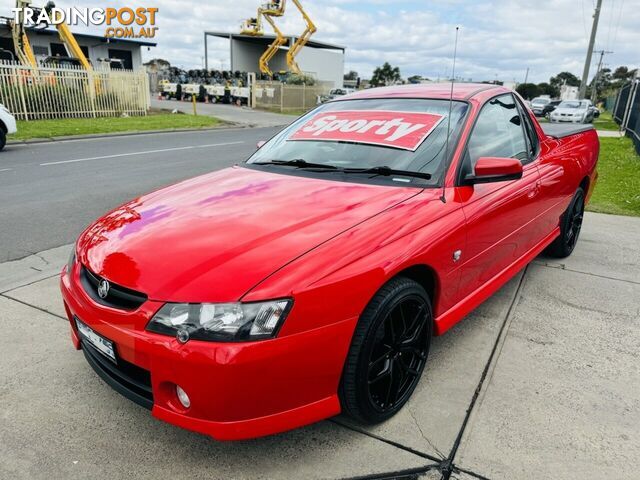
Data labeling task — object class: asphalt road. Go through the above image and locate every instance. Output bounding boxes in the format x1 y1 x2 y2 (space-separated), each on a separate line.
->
0 127 281 262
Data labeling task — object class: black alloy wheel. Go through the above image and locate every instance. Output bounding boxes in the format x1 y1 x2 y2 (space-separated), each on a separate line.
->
340 277 432 424
547 187 585 258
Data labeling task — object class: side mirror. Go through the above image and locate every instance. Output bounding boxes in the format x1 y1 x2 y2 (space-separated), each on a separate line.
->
256 140 266 149
465 157 523 185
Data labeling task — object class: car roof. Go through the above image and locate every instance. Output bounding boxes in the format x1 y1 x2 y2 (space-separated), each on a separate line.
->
340 83 511 102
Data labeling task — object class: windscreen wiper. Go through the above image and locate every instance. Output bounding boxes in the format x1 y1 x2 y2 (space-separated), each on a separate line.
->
341 166 432 180
253 159 338 170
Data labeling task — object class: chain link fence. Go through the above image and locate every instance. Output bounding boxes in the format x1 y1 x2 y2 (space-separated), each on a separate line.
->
254 81 330 113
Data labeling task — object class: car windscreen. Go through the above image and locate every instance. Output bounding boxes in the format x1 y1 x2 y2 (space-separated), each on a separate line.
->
559 101 584 109
532 99 549 105
246 98 469 186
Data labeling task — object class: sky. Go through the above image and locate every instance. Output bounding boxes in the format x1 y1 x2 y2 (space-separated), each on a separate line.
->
2 0 638 84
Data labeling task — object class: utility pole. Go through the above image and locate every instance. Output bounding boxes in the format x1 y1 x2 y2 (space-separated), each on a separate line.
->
579 0 603 99
523 67 529 85
591 49 613 104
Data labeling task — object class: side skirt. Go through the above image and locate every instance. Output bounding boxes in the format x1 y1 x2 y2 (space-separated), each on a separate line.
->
434 227 560 336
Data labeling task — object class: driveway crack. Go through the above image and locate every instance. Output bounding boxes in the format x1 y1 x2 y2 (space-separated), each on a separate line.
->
439 267 530 480
0 293 67 321
407 406 447 460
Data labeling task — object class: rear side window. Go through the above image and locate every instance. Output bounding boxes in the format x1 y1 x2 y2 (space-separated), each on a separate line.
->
465 94 528 169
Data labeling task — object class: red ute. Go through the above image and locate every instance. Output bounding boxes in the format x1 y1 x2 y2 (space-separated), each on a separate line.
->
60 84 599 440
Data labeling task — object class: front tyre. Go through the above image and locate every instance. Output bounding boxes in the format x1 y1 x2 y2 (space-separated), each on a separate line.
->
340 277 432 424
0 130 6 151
547 187 585 258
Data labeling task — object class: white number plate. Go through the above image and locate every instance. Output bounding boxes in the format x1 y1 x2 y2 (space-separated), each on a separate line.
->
75 318 116 363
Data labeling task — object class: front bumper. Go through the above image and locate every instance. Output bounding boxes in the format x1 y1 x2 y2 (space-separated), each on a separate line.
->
550 117 583 123
61 265 355 440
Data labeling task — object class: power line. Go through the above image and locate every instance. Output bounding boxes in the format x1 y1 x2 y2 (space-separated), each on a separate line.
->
591 49 613 103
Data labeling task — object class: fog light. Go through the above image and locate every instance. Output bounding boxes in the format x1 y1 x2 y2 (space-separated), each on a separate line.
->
176 385 190 408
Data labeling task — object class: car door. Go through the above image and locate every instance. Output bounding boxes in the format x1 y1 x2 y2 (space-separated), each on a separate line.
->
455 93 543 298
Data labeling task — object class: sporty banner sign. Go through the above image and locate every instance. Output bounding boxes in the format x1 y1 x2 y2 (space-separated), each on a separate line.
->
288 110 445 151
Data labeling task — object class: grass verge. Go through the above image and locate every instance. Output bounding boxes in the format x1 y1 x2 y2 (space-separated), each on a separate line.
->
9 113 222 141
593 111 619 131
587 136 640 217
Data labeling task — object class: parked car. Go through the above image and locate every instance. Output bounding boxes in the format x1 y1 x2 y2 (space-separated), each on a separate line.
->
585 99 601 118
550 100 595 123
0 104 17 151
61 84 599 440
530 96 551 116
317 87 355 104
542 100 562 118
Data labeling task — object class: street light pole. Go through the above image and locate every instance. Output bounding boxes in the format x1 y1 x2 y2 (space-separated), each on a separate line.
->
579 0 603 99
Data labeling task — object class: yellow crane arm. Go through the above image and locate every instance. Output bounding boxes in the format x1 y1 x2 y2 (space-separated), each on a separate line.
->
10 0 38 67
49 8 92 71
286 0 316 75
13 30 38 67
259 14 286 76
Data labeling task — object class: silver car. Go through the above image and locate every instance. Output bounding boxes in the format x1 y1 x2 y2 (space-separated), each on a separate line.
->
549 100 595 124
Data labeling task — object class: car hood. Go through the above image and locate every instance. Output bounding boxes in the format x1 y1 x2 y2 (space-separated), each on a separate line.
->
78 166 419 303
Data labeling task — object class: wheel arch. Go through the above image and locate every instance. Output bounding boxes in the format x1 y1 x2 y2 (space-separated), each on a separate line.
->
0 120 7 134
389 264 439 316
579 176 590 194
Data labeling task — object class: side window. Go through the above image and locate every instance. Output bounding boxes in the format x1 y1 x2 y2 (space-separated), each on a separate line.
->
514 95 539 162
465 94 528 174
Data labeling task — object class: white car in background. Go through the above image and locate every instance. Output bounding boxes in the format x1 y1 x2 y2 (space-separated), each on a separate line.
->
0 104 17 151
317 88 356 105
549 100 595 124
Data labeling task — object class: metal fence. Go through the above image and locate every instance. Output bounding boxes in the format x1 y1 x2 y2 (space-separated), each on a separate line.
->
0 61 150 121
612 79 640 155
254 81 330 113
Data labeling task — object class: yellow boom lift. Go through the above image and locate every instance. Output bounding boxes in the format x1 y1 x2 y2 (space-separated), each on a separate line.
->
9 0 93 71
240 0 316 77
286 0 316 75
241 1 286 76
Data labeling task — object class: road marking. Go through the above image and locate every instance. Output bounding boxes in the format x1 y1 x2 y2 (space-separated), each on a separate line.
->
39 141 246 166
0 168 12 172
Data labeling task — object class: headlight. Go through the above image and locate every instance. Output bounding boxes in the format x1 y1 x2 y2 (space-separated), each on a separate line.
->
147 300 293 343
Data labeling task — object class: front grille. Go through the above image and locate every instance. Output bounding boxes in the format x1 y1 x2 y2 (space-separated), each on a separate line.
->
81 340 153 410
80 265 147 311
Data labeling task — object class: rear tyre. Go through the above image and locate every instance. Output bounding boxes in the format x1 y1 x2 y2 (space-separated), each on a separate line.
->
339 277 432 424
547 187 585 258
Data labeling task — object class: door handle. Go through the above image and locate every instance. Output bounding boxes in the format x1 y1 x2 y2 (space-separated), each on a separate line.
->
527 182 540 199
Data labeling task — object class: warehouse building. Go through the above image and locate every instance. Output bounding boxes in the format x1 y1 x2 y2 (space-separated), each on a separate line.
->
0 24 156 69
205 31 345 87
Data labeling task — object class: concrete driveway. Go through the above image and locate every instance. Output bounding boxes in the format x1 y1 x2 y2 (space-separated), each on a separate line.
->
1 212 638 480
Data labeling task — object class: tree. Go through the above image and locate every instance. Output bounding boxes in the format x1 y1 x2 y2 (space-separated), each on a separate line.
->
371 62 401 87
537 82 559 98
516 83 540 100
549 71 580 89
344 70 358 81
